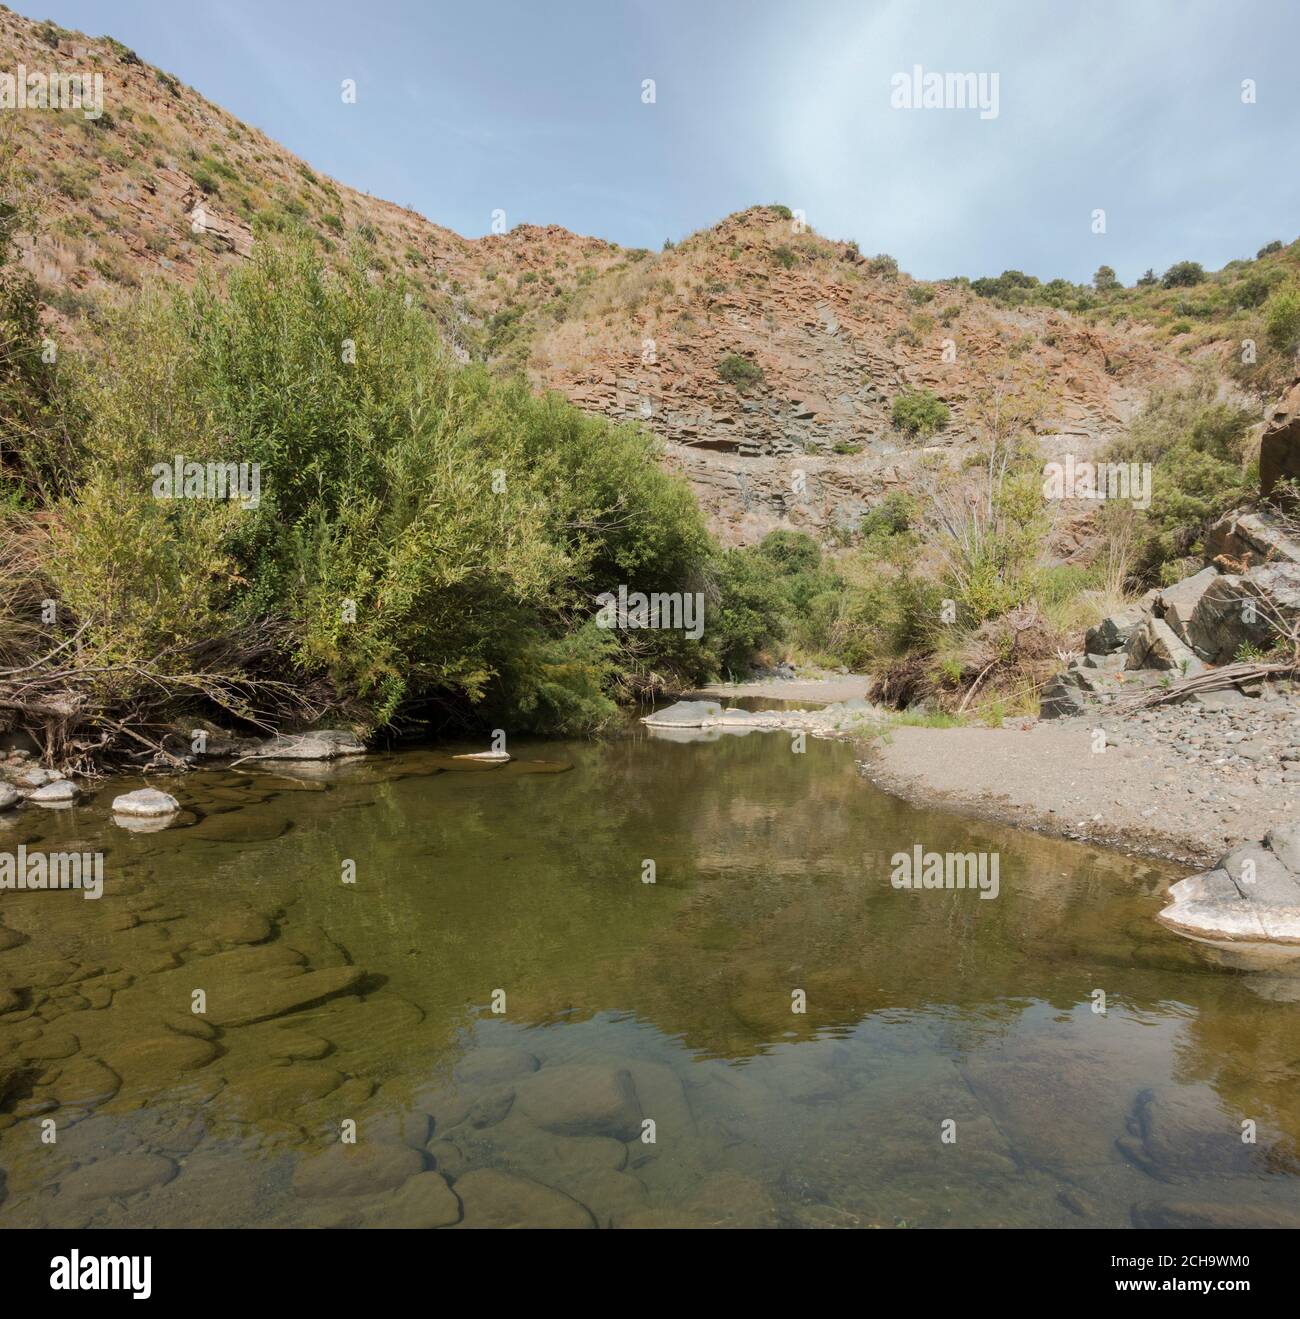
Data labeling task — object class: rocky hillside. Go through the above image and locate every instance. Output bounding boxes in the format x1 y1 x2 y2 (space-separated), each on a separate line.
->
2 10 628 361
2 8 1210 546
526 208 1198 544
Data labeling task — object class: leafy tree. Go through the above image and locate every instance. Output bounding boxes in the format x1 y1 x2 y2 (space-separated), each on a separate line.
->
1161 260 1206 288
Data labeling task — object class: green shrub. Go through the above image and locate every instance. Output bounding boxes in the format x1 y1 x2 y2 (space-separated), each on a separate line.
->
1106 375 1257 580
891 389 950 437
48 238 719 734
718 353 764 391
859 491 916 538
1265 284 1300 356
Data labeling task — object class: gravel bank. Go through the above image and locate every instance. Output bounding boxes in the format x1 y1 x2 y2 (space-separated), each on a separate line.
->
864 690 1300 867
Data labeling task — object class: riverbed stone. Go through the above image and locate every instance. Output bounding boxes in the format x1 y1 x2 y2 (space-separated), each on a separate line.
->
111 789 180 818
454 1046 540 1087
1132 1199 1300 1229
365 1109 432 1149
229 1065 345 1119
262 1031 333 1062
58 1152 177 1203
1117 1086 1279 1181
0 783 19 811
1221 844 1300 905
453 1167 595 1228
203 965 366 1027
428 1139 469 1180
20 1030 79 1061
566 1168 649 1227
515 1064 644 1141
53 1114 144 1163
292 1142 427 1199
104 1034 218 1086
484 1116 629 1181
1264 823 1300 873
187 810 292 844
466 1085 515 1130
641 700 724 728
358 1170 461 1227
23 780 78 805
45 1056 120 1111
253 730 367 761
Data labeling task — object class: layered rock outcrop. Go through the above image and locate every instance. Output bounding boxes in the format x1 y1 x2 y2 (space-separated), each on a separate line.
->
1041 507 1300 719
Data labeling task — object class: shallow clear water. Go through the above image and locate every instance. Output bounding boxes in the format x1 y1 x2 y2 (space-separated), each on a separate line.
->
2 726 1300 1228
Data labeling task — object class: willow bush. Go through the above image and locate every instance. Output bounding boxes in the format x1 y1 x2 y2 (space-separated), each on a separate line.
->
41 239 719 736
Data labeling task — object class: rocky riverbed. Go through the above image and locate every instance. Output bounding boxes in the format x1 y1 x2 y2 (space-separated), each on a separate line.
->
6 735 1300 1228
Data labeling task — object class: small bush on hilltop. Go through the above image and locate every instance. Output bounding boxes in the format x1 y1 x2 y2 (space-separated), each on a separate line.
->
1161 260 1206 288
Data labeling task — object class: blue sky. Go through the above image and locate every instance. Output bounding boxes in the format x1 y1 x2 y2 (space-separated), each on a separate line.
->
23 0 1300 283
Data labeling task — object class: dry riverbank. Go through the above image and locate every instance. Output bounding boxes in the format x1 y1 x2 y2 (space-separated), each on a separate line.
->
864 697 1300 868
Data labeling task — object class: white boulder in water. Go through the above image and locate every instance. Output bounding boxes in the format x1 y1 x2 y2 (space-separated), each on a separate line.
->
112 788 181 817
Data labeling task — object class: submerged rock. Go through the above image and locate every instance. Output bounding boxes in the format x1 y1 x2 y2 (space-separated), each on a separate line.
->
515 1063 643 1141
453 1167 595 1228
1116 1086 1287 1181
202 964 367 1027
454 1047 540 1087
292 1143 426 1199
359 1170 460 1227
57 1152 177 1203
1132 1199 1300 1229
